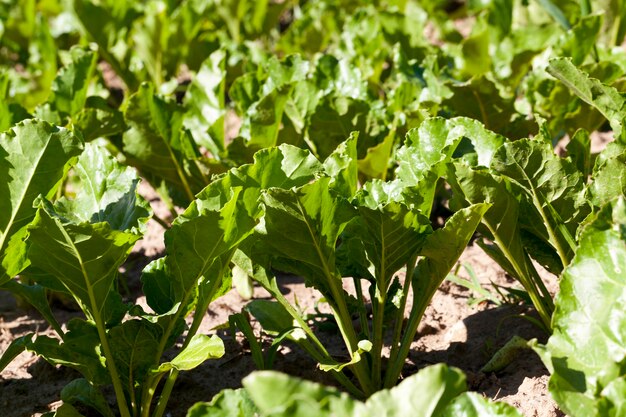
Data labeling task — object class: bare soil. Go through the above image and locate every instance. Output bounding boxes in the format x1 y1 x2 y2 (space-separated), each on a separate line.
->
0 183 563 417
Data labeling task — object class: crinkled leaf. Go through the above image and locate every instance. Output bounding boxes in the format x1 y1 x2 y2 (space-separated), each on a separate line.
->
323 133 359 198
491 138 590 262
589 152 626 208
0 120 83 284
54 142 151 232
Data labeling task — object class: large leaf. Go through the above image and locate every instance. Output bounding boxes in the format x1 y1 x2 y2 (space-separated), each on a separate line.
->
0 120 83 284
108 320 161 393
547 58 626 139
491 139 590 264
27 205 136 324
355 202 432 287
253 177 355 298
537 197 626 417
54 142 151 232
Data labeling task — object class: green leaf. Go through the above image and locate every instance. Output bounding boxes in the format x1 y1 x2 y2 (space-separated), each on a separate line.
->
28 319 110 385
307 96 370 160
241 364 472 417
186 389 258 417
245 300 293 335
141 258 176 315
0 280 63 336
184 50 226 157
491 138 590 263
50 47 98 118
0 334 33 373
364 364 466 417
0 72 31 132
589 152 626 208
72 0 140 90
537 197 626 417
123 82 209 204
74 96 126 141
441 392 523 417
447 163 553 326
415 204 491 295
566 129 591 178
323 133 359 198
54 142 151 232
356 202 432 286
554 13 602 65
27 204 136 324
154 334 224 373
243 371 358 417
547 58 626 139
165 188 256 305
109 320 161 390
396 117 505 186
0 120 83 284
60 379 115 417
254 178 355 297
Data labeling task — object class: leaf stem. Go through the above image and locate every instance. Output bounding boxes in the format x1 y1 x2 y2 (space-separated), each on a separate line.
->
386 255 417 383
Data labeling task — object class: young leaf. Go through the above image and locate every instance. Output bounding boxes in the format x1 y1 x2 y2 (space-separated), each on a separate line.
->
153 334 224 374
0 120 83 284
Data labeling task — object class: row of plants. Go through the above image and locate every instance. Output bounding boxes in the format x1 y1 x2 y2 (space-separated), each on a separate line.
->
1 0 626 416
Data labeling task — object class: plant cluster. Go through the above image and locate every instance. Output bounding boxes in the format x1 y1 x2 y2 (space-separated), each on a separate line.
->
1 0 626 416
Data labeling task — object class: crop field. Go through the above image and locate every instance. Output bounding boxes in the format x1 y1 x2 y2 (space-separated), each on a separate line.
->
1 1 626 416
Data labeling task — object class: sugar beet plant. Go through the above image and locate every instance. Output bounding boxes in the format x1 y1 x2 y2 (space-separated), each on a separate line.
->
222 131 491 396
0 120 257 416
